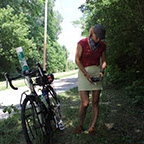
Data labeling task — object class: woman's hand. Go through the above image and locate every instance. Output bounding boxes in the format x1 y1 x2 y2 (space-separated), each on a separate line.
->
99 72 104 80
85 73 93 83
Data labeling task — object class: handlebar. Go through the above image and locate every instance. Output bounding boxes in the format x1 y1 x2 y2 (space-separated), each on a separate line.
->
4 62 44 90
4 73 22 90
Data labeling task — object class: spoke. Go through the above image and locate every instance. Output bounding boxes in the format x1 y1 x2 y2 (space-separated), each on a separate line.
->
33 102 45 135
25 116 35 140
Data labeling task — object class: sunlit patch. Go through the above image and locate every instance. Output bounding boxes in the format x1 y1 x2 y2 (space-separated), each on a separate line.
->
111 109 117 113
100 102 109 105
105 123 114 130
117 104 121 107
83 131 88 134
70 106 76 109
69 122 74 126
135 129 141 133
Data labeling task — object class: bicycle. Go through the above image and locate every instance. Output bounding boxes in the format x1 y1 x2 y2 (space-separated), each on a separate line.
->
4 62 65 144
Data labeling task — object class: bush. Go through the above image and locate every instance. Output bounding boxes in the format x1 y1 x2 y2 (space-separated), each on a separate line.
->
125 79 144 107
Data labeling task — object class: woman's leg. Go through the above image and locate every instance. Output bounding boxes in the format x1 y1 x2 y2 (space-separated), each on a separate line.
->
73 91 89 133
90 90 101 128
79 91 89 126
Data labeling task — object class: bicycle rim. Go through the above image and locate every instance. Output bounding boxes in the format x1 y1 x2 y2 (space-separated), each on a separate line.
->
21 96 52 144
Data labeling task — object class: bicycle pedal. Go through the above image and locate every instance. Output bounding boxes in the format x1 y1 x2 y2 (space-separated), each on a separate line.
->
57 103 60 107
59 124 65 130
58 120 65 130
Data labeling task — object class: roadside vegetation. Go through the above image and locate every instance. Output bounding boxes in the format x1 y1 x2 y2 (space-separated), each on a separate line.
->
0 0 144 143
0 0 77 79
0 85 143 144
1 0 143 110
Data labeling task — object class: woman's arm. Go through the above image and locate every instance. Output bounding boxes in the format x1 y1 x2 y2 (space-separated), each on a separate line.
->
75 44 92 81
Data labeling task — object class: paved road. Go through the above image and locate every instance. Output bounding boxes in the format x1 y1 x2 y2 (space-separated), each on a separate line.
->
0 74 78 119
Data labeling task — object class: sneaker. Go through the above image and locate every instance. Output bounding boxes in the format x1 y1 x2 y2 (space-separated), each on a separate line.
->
73 125 84 134
88 127 96 137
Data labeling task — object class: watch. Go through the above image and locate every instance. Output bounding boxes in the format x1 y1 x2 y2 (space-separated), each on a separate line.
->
100 70 104 74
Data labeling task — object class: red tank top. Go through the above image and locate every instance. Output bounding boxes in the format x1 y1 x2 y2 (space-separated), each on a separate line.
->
78 37 106 67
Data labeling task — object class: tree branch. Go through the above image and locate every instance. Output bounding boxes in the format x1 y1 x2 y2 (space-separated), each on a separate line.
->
137 0 144 18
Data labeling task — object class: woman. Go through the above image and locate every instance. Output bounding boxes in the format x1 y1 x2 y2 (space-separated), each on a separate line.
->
74 24 107 136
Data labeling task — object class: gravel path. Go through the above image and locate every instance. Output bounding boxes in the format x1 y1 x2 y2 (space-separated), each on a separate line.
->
0 74 78 119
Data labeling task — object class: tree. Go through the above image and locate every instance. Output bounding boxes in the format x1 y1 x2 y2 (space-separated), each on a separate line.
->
77 0 144 105
0 5 39 77
0 0 69 78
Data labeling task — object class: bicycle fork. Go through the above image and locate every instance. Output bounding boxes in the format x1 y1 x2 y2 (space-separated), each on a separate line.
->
53 104 65 130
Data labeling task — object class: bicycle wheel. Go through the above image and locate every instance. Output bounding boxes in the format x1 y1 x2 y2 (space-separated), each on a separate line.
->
21 95 52 144
48 86 65 130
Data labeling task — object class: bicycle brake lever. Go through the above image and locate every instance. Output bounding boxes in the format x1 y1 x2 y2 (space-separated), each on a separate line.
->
4 73 18 90
5 75 8 88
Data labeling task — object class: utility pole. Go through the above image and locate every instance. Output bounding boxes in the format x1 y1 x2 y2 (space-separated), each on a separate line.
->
43 0 48 70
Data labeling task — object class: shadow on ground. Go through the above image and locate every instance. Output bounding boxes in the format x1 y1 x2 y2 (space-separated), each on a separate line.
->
53 87 144 144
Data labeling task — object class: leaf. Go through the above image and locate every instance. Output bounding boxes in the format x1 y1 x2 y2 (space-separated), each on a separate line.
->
8 108 12 114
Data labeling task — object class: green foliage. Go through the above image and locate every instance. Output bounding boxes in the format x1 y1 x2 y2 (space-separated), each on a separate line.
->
0 0 70 80
125 79 144 106
2 104 19 114
68 60 78 70
46 43 67 73
77 0 144 106
0 113 24 143
0 5 39 77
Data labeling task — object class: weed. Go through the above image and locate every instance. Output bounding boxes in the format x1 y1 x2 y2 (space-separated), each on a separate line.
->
0 113 25 144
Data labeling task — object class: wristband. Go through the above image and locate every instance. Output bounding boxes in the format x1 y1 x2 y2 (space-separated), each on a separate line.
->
100 70 104 74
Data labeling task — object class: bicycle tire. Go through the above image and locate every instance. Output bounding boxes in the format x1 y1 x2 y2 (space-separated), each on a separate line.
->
47 86 65 130
21 95 52 144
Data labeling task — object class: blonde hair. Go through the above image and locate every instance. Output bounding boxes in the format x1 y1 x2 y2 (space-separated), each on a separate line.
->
89 26 94 37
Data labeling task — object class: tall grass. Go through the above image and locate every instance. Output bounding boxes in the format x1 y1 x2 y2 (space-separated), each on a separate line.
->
0 113 25 144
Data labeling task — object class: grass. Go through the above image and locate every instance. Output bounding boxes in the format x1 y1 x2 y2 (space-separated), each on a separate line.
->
54 70 78 79
0 113 25 144
0 78 26 91
52 87 144 144
0 85 144 144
